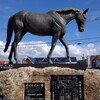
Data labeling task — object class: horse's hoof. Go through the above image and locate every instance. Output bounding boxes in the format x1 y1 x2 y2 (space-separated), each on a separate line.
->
9 61 13 64
67 56 71 63
15 61 18 64
68 58 71 63
48 60 53 64
69 60 72 64
4 49 6 52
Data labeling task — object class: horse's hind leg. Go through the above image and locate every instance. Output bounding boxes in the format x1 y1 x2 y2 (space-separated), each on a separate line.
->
13 31 25 63
8 31 25 64
8 45 14 64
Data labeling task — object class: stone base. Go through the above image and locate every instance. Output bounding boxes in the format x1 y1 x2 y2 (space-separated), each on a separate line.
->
0 66 100 100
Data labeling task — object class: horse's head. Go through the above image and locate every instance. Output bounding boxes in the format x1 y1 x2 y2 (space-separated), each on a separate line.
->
75 9 89 32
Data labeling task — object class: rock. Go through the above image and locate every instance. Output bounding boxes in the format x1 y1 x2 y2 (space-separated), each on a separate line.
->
0 67 100 100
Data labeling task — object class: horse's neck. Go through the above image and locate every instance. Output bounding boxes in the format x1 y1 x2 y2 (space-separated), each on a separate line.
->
63 14 76 24
47 11 76 26
47 11 67 26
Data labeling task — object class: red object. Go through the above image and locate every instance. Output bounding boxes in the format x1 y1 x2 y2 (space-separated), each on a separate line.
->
0 60 6 64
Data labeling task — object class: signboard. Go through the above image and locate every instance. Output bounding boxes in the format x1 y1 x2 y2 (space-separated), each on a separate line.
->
50 75 84 100
24 83 45 100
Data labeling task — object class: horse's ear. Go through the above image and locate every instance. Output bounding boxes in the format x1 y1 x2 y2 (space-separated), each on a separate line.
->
83 8 89 14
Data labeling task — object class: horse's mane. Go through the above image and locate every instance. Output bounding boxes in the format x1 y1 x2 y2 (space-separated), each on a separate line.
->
55 8 83 15
56 8 82 12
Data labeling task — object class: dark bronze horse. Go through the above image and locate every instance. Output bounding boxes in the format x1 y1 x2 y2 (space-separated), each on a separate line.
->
4 8 88 64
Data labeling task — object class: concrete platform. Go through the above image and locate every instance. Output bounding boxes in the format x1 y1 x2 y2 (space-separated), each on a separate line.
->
0 63 86 71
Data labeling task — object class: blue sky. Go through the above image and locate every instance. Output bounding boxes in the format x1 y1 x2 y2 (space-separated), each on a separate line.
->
0 0 100 61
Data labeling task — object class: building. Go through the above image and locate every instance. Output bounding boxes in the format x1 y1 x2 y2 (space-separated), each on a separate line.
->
22 56 77 64
22 57 32 64
87 55 100 69
0 60 7 64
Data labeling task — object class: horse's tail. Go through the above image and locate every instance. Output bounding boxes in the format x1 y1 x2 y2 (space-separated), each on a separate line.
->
4 17 13 52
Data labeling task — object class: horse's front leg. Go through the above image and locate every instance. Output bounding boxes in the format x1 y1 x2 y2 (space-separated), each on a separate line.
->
47 34 58 64
59 37 71 63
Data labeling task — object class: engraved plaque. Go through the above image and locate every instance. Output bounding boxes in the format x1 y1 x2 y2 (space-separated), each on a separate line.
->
24 83 45 100
50 75 84 100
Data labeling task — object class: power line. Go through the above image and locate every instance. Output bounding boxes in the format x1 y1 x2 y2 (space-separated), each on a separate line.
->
0 40 99 49
68 36 100 42
74 40 100 45
87 16 100 22
1 36 100 45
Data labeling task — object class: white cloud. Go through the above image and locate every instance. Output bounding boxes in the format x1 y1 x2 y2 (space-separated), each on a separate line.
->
0 41 9 60
69 43 100 60
0 41 100 62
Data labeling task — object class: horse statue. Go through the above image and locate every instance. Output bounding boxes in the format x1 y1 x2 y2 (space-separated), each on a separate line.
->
4 8 88 64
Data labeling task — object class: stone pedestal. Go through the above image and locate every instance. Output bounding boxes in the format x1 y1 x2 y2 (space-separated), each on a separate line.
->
0 66 100 100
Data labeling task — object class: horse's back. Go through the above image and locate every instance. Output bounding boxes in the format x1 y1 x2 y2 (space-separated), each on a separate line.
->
9 10 29 30
9 10 57 36
23 11 54 35
10 10 28 20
